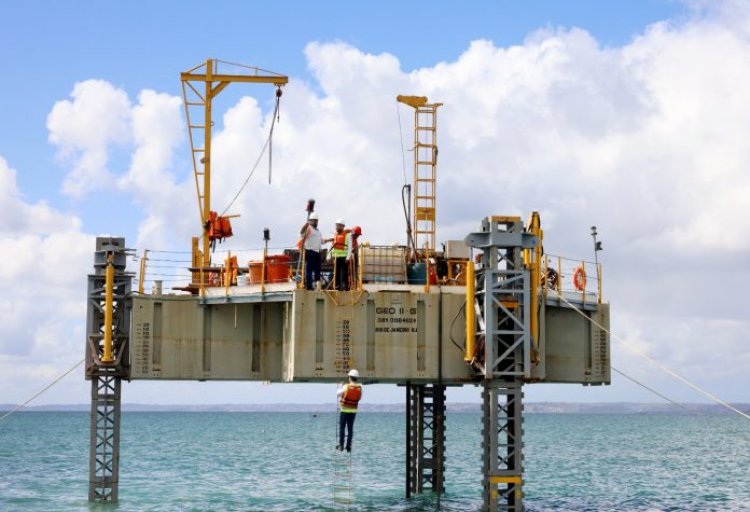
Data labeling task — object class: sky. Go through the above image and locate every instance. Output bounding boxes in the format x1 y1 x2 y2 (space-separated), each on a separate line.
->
1 0 749 407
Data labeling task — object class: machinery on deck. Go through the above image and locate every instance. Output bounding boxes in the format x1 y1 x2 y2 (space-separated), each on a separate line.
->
84 59 611 512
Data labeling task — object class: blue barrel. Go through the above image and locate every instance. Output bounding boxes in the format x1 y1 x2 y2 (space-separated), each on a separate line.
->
407 263 427 284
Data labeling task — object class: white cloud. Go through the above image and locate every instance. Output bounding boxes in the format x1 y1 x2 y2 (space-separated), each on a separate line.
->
0 156 92 402
47 79 132 197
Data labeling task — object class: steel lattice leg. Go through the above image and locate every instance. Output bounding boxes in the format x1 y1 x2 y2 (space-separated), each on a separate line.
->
406 384 446 497
88 370 121 502
482 381 523 512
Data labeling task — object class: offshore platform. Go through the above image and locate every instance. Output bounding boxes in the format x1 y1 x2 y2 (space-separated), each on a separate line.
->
84 59 610 511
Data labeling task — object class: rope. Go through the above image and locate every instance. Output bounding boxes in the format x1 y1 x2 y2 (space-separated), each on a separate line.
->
220 91 281 217
611 366 686 410
396 103 408 185
552 290 750 421
0 358 84 424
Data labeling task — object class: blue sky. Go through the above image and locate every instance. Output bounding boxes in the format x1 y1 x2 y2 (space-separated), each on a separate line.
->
3 0 750 407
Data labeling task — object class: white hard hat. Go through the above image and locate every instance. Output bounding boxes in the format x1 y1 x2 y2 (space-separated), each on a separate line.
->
348 369 359 378
308 213 318 220
335 218 345 226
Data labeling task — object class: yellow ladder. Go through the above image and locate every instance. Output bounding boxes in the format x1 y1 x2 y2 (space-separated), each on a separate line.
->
397 95 443 258
332 448 353 510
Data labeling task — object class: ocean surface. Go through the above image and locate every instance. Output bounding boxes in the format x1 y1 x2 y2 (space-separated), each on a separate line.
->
0 411 748 511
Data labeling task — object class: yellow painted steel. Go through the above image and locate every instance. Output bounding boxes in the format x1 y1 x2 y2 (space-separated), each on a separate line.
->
102 253 115 364
464 261 475 362
490 215 521 223
527 212 541 363
489 475 522 484
396 94 442 259
395 95 428 108
181 59 289 283
137 250 148 294
581 261 586 302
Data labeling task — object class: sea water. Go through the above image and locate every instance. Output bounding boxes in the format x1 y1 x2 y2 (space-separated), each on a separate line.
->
0 412 748 511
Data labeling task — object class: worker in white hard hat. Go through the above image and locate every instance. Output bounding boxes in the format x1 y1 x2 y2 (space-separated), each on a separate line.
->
336 369 362 452
299 212 322 290
326 218 350 291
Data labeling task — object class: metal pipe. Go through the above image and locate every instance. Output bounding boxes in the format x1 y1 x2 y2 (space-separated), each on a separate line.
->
581 261 586 302
202 59 213 272
405 382 412 499
137 250 148 294
464 260 475 362
102 253 114 364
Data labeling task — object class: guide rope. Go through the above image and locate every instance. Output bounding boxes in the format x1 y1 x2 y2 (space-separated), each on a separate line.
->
611 366 686 410
0 358 84 424
219 91 281 217
552 290 750 421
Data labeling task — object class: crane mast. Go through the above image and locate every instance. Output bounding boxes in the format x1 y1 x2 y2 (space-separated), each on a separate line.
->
181 59 288 281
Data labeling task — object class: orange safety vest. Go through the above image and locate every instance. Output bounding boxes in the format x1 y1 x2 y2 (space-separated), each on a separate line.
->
332 230 349 251
339 383 362 410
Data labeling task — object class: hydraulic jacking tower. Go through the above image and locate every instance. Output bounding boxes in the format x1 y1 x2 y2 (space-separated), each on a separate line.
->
84 59 611 511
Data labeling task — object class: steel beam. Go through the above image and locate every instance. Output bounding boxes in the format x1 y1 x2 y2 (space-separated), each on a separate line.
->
86 237 131 503
406 383 446 497
88 370 121 502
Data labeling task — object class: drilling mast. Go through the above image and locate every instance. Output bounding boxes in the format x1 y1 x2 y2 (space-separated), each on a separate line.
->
397 95 443 259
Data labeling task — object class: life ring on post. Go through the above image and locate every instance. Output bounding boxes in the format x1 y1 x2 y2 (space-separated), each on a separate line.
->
573 266 587 291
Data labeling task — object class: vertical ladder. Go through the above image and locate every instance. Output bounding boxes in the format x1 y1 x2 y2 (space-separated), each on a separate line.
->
412 104 440 257
333 449 353 510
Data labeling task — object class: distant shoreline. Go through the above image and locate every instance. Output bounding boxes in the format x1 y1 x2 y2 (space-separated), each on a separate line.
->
2 402 748 414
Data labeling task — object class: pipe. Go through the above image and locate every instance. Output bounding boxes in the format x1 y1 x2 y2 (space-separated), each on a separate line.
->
464 260 475 362
137 250 148 294
102 253 115 364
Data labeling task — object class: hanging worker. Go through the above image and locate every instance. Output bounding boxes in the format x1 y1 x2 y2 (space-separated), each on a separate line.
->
336 369 362 452
327 219 350 291
299 213 322 290
347 226 362 289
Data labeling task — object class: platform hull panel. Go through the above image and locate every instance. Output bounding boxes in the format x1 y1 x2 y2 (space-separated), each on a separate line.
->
130 291 474 383
533 302 611 384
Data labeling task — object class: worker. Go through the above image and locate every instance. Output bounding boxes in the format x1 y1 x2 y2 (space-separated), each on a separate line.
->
347 226 362 289
327 219 350 291
299 213 322 290
336 369 362 452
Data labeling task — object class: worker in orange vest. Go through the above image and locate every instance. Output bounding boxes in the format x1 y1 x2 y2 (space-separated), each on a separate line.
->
336 369 362 452
326 219 350 291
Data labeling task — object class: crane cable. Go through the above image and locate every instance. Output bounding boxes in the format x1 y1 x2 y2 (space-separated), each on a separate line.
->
552 290 750 421
219 89 282 217
0 358 84 425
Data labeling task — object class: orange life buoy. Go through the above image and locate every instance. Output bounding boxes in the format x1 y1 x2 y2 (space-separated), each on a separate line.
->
573 266 587 291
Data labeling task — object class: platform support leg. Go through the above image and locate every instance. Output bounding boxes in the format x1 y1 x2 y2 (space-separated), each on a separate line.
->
406 383 446 498
482 381 523 512
88 369 122 502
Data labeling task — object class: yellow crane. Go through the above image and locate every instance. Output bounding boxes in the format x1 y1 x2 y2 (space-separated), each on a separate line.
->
181 59 288 285
397 95 442 260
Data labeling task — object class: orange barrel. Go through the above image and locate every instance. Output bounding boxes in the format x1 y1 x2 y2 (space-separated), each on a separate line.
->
265 254 291 283
248 261 263 284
